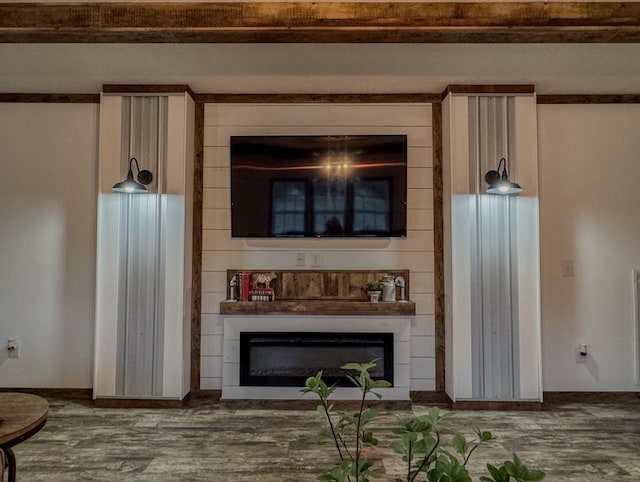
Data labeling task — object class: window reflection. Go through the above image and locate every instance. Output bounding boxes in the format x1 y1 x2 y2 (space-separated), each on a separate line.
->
271 180 306 236
270 178 391 236
353 179 391 234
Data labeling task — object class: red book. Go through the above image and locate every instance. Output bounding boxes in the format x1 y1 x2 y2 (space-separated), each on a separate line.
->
241 273 251 301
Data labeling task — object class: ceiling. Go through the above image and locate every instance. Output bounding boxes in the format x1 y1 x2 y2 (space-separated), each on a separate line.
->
2 43 640 95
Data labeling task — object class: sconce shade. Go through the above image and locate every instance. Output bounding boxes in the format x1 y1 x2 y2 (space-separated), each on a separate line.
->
112 158 153 194
485 158 522 195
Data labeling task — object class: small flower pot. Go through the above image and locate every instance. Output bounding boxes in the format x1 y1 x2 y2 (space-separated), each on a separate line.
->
368 291 381 303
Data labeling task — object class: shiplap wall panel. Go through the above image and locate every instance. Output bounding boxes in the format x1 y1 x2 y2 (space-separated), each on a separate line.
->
412 315 435 336
202 209 230 230
204 104 433 127
203 145 432 168
202 249 435 271
204 126 432 148
201 103 435 392
203 188 230 209
202 229 434 252
408 209 434 231
407 188 434 210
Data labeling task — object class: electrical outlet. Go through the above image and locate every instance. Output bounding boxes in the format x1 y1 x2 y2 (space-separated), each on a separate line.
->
561 260 574 277
311 253 323 267
295 252 306 266
7 338 20 358
576 343 588 363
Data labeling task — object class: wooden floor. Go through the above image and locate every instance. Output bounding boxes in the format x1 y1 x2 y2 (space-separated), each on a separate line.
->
10 398 640 481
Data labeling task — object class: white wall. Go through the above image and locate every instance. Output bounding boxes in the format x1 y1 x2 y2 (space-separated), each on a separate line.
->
200 103 436 391
0 103 98 388
539 104 640 392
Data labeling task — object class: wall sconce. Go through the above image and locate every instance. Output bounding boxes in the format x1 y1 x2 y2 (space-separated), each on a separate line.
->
112 157 153 194
484 157 522 195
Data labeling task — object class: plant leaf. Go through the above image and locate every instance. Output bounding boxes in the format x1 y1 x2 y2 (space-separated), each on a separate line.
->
452 434 467 455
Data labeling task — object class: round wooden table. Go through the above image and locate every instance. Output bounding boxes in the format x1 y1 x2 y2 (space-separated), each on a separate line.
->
0 393 48 482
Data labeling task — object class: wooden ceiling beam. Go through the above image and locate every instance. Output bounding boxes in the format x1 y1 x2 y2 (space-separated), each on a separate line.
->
2 2 640 43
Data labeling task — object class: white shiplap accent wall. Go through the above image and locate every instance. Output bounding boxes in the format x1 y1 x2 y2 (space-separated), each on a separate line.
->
200 103 435 391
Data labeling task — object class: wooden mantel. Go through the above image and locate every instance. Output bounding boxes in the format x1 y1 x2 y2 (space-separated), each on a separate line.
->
221 269 415 316
221 299 416 316
2 2 640 43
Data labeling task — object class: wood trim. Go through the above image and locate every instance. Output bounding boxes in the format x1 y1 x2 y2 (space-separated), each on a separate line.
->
195 93 441 104
537 94 640 104
3 3 640 44
188 389 222 402
544 391 640 404
410 390 448 407
443 85 536 99
0 93 99 103
191 102 204 391
220 300 416 316
0 388 92 400
432 101 445 393
103 84 195 99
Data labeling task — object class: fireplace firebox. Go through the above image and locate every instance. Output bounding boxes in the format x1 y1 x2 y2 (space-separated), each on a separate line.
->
239 332 394 387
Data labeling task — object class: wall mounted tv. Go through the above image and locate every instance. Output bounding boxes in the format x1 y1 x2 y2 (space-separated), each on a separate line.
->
230 135 407 238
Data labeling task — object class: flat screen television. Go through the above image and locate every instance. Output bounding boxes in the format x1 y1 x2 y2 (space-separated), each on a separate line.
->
230 135 407 238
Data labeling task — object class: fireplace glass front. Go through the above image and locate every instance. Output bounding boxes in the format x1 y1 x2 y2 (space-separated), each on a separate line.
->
239 332 394 387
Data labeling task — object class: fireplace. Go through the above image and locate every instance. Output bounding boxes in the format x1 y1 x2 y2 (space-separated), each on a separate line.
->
239 332 394 387
222 316 410 400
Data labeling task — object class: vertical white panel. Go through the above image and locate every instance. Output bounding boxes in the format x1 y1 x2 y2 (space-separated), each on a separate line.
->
183 96 195 398
469 97 519 400
94 95 123 397
447 94 473 400
513 96 542 401
116 96 166 398
95 92 194 400
443 92 542 402
162 94 188 398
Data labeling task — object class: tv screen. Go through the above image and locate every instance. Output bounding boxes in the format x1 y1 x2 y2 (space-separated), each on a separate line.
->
230 135 407 238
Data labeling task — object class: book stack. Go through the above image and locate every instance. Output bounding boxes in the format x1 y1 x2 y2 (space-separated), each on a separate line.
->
248 288 275 301
234 272 276 302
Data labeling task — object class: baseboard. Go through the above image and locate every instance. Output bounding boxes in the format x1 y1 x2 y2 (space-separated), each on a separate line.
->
0 387 92 400
450 400 542 411
543 391 640 405
94 392 191 408
189 389 222 401
219 398 412 410
410 390 449 407
444 393 542 411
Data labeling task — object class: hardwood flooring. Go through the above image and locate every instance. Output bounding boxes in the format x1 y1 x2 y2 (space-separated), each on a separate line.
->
10 398 640 481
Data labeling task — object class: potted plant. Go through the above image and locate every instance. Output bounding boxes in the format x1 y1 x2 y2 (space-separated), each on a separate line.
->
302 361 545 482
366 279 384 303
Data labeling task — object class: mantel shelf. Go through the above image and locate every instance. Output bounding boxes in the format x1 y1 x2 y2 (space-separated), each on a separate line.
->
220 300 415 316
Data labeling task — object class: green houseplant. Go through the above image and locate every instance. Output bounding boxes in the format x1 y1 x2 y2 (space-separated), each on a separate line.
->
366 280 384 292
365 280 384 302
302 361 545 482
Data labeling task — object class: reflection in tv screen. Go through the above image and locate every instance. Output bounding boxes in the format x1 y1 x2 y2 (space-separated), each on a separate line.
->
230 135 407 238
